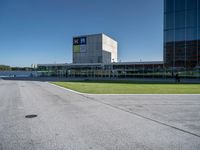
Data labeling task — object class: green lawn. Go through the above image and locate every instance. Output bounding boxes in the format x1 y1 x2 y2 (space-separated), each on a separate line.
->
52 81 200 94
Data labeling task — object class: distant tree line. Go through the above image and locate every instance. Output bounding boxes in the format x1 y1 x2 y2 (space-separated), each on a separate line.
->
11 67 35 71
0 65 35 71
0 65 11 71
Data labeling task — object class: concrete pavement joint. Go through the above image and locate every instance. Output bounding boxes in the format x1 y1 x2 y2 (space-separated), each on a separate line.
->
48 82 200 138
81 94 200 138
1 80 200 149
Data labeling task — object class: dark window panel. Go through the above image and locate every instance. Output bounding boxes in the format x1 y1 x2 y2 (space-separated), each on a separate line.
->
164 0 199 68
186 0 197 10
175 61 185 67
198 0 200 11
198 8 200 27
186 10 197 27
165 0 175 12
165 30 175 42
175 29 185 41
175 41 186 67
164 13 167 29
186 45 198 68
164 0 167 13
165 42 175 67
198 29 200 39
186 28 197 41
175 11 186 29
165 13 175 29
186 40 197 46
175 0 186 11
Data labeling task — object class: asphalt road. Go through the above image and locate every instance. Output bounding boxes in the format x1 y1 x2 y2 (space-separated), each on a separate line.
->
0 79 200 150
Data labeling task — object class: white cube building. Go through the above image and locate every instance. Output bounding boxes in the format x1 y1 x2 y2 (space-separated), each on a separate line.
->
73 33 117 64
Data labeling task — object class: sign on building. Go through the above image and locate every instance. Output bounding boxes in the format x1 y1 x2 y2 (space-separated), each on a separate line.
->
73 37 87 53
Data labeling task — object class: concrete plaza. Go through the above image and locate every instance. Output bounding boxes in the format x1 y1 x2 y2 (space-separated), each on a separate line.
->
0 79 200 150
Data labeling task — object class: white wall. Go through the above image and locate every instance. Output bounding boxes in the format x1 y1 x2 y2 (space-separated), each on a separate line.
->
102 34 118 62
73 33 118 64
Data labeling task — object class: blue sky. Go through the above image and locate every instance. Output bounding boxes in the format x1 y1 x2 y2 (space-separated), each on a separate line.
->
0 0 163 67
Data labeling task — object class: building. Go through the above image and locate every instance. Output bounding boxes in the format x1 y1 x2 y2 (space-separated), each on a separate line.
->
73 33 117 64
37 61 164 78
37 1 200 79
164 0 200 69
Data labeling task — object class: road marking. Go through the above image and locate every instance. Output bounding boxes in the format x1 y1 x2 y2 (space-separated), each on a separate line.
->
48 82 83 95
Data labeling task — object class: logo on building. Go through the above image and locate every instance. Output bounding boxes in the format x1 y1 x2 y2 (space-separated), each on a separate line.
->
73 37 86 45
73 37 87 53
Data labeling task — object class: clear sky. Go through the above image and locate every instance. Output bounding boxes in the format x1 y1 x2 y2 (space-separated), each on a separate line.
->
0 0 163 67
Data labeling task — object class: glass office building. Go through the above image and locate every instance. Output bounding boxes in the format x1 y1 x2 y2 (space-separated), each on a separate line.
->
164 0 200 70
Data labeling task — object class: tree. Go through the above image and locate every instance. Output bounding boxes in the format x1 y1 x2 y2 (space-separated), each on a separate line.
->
0 65 11 71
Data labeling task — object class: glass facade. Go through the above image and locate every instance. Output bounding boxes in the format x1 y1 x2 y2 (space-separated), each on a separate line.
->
164 0 200 69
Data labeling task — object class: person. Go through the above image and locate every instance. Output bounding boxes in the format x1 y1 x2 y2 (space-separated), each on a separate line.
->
175 73 180 83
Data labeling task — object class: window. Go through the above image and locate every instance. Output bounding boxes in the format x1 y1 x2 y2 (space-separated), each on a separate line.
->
186 0 197 10
165 0 174 13
165 30 175 42
165 13 174 29
186 10 197 27
175 29 185 41
175 11 186 29
175 0 185 11
186 28 197 41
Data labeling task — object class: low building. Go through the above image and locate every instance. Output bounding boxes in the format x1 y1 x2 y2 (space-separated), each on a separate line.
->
73 33 117 64
37 61 166 78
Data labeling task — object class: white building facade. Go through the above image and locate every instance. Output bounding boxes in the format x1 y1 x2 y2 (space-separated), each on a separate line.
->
73 33 117 64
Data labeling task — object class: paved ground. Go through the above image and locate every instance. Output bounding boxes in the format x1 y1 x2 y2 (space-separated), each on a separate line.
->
0 79 200 150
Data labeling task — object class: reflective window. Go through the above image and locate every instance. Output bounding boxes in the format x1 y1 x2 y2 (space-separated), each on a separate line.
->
186 10 197 27
165 0 174 12
175 29 185 41
165 30 175 42
175 0 185 11
165 13 174 29
199 0 200 11
186 0 197 10
164 0 199 68
198 29 200 39
198 10 200 27
186 28 197 41
175 11 186 29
